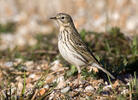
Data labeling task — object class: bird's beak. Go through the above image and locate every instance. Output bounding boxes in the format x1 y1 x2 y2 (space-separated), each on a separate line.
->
50 16 57 20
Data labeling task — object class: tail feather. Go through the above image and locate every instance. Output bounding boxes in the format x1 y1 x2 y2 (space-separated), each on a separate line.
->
92 63 115 79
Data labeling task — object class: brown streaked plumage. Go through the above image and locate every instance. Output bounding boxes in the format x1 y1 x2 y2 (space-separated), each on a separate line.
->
50 13 115 80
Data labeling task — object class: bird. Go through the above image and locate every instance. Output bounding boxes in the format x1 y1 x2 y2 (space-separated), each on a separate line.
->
50 13 115 83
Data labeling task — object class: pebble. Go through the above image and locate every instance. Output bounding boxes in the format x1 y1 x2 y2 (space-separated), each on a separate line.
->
4 61 13 67
85 85 94 92
61 86 70 93
121 89 129 95
56 76 66 89
17 82 23 95
43 84 49 89
14 58 23 65
49 91 55 100
103 85 112 91
50 60 63 72
29 74 36 78
24 61 34 66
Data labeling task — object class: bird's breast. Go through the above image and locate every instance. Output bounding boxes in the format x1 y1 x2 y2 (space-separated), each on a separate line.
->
58 32 86 67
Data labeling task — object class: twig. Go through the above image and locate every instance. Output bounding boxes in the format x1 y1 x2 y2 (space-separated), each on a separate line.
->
31 89 38 100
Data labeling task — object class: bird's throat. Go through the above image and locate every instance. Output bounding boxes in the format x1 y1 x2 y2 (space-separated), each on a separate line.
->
60 26 65 32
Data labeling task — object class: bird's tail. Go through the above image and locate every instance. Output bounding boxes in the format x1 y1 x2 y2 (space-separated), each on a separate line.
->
92 63 115 79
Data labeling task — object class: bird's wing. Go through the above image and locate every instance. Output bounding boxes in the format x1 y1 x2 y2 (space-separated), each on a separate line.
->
70 31 100 64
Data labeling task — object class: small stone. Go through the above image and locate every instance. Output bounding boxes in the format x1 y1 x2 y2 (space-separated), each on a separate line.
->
4 61 13 67
24 61 34 66
15 58 23 63
121 89 129 95
49 91 55 100
50 60 64 72
61 86 70 93
29 74 36 78
45 75 55 83
17 82 23 95
105 81 108 85
85 85 94 92
56 76 66 89
103 85 112 91
43 84 49 89
14 58 23 66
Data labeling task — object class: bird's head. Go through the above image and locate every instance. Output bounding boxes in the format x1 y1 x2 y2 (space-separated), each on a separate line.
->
50 13 74 27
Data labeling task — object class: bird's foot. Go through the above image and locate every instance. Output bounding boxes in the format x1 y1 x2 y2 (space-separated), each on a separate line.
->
72 73 81 88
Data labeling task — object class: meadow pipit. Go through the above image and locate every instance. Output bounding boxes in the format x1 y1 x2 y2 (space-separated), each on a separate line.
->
50 13 115 82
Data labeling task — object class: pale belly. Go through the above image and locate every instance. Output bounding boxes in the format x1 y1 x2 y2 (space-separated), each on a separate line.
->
58 41 85 67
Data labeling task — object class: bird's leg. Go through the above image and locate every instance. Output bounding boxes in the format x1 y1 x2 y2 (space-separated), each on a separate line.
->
77 72 81 84
74 66 81 86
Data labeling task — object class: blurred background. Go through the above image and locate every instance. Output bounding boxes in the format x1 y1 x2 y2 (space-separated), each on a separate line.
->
0 0 137 51
0 0 138 99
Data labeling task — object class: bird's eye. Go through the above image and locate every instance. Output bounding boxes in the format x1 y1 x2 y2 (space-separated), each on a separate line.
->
61 17 64 19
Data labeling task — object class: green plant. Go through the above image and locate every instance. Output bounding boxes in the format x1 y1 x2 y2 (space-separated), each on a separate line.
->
0 22 16 33
21 71 26 96
131 37 138 56
80 29 86 40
